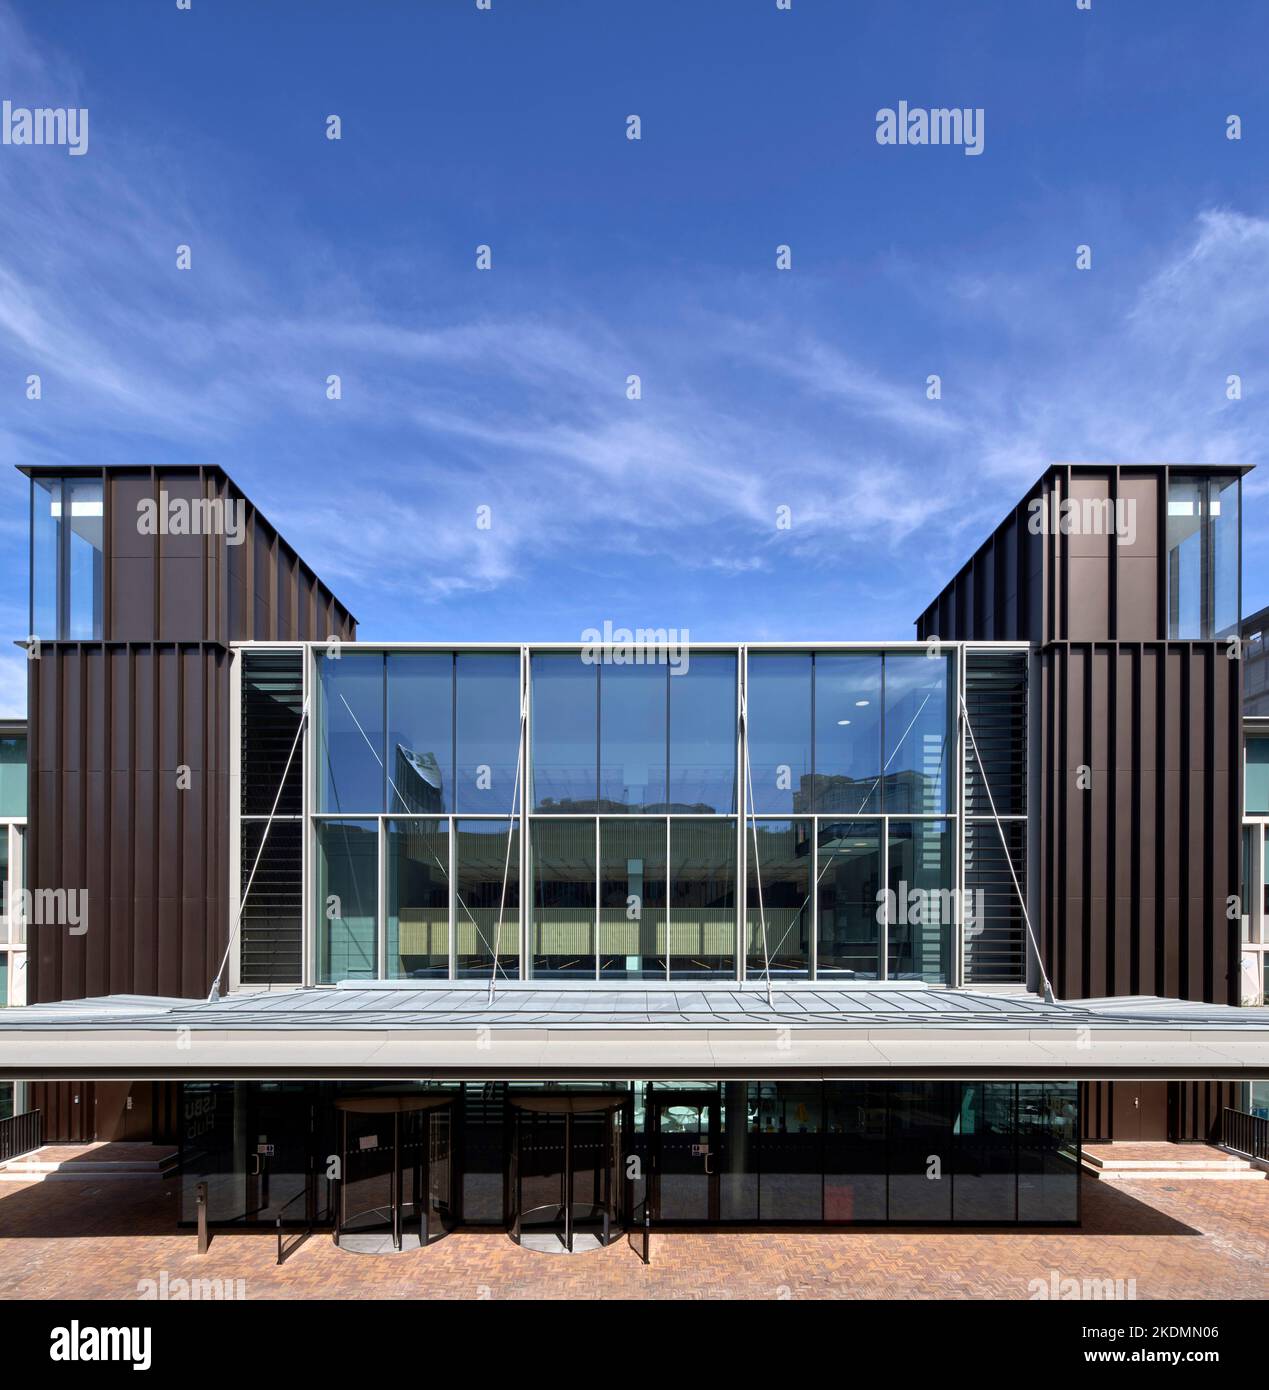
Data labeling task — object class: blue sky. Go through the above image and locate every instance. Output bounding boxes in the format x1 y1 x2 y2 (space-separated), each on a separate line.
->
1 0 1268 713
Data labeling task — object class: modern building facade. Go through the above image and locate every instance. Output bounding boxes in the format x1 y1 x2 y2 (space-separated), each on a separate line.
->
1 461 1266 1250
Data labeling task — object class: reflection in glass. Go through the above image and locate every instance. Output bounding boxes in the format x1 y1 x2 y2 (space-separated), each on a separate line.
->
888 1082 954 1222
824 1082 887 1222
887 819 952 983
883 653 952 813
455 819 520 979
65 478 104 639
598 664 666 812
1167 474 1240 639
817 821 881 978
317 819 378 983
530 818 595 976
319 653 385 813
31 477 60 638
755 1082 822 1221
813 653 882 813
953 1083 1017 1222
746 819 811 976
746 653 811 813
669 653 737 812
456 653 521 814
531 654 597 812
387 818 449 978
599 818 666 979
669 818 736 976
1017 1082 1079 1222
386 653 451 813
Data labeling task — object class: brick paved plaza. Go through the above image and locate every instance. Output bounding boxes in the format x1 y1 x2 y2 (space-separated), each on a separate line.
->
0 1171 1264 1301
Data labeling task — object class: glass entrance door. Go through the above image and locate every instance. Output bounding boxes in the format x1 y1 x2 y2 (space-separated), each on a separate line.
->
651 1094 719 1223
245 1083 311 1225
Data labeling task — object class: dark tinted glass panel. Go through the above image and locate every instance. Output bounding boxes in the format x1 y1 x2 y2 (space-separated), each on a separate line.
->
1017 1082 1079 1222
669 653 736 812
888 1082 954 1222
599 663 666 812
746 653 811 813
66 478 103 639
813 653 882 813
824 1082 887 1222
31 477 59 638
386 653 452 814
530 818 595 976
599 818 666 979
239 820 302 985
669 818 735 976
531 654 597 812
455 652 521 814
455 819 520 979
241 653 304 816
319 653 385 812
953 1083 1017 1222
817 821 882 978
461 1083 507 1223
887 819 953 983
719 1082 758 1220
387 818 449 979
0 736 27 818
884 652 952 813
746 819 811 976
755 1082 823 1221
317 819 378 983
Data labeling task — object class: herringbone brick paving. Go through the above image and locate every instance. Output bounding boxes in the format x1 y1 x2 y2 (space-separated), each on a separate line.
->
0 1173 1264 1300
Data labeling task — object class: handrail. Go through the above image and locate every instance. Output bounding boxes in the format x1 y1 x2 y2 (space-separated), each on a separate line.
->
1222 1107 1269 1163
0 1109 41 1164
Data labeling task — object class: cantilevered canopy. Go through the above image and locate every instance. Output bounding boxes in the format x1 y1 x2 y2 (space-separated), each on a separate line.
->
1 982 1266 1081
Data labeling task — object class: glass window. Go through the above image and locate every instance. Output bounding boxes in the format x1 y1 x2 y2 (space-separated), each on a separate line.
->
531 654 597 812
756 1082 823 1222
817 821 882 978
669 653 736 813
0 952 7 1007
0 833 8 940
824 1082 887 1222
317 819 378 983
387 818 449 979
668 818 736 976
386 654 452 814
31 477 59 638
529 819 595 976
319 653 385 813
455 652 521 814
953 1083 1017 1222
0 737 23 819
883 652 952 814
66 478 104 639
455 819 519 979
887 819 953 984
746 819 811 976
746 653 811 813
1247 739 1269 816
30 476 102 639
888 1082 954 1222
1168 474 1240 639
599 664 666 813
813 653 882 813
719 1081 758 1221
1017 1082 1079 1222
599 818 666 979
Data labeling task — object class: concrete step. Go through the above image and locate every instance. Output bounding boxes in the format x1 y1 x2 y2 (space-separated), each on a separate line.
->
0 1147 178 1183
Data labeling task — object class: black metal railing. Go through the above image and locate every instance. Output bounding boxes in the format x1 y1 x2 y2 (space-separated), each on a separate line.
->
1222 1108 1269 1162
0 1109 42 1163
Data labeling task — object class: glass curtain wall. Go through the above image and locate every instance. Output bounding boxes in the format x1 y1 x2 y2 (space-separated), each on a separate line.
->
1166 474 1240 639
316 651 522 983
307 645 972 984
746 650 955 981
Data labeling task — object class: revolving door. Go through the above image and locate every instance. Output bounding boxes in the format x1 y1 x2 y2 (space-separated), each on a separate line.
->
509 1093 628 1253
334 1094 453 1253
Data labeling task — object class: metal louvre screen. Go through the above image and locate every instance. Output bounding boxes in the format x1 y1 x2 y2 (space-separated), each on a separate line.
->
963 652 1028 985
